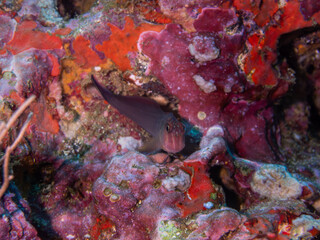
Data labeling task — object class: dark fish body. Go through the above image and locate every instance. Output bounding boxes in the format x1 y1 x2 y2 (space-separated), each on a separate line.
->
91 75 185 153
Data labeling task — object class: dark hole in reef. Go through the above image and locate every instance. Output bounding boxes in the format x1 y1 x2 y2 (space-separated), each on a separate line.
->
209 165 241 210
57 0 96 19
13 160 61 240
277 25 320 76
276 25 320 136
306 64 315 74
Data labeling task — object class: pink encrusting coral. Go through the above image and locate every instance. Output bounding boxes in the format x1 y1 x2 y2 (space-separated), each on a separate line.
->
138 8 247 125
138 8 277 162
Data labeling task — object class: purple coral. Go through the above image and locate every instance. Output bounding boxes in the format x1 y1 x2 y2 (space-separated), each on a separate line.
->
0 190 39 239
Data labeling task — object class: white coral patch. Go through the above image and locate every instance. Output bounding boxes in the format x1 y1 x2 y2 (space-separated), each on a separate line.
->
66 235 76 240
128 74 143 86
291 215 320 240
188 36 220 62
200 125 224 149
118 136 142 151
162 169 191 192
59 120 82 139
250 164 302 200
193 75 216 93
161 56 170 67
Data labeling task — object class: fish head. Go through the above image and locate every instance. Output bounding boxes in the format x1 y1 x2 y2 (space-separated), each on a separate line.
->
160 114 185 153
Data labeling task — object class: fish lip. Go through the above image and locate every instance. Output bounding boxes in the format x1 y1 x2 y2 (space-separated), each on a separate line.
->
162 136 185 153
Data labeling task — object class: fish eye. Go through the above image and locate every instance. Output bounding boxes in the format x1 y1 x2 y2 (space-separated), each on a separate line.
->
166 123 171 132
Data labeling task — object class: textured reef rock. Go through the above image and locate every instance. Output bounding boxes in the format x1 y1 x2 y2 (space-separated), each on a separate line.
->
0 186 39 239
0 15 16 49
0 0 320 239
41 159 104 238
93 152 187 239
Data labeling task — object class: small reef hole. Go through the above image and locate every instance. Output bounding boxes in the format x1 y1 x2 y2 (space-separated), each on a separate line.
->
57 0 96 19
210 165 241 210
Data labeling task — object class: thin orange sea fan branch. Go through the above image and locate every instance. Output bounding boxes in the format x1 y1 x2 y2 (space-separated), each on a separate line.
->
0 122 5 133
0 95 35 198
0 95 36 144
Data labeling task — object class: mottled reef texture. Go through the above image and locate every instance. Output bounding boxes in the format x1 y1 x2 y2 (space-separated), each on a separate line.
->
1 0 320 239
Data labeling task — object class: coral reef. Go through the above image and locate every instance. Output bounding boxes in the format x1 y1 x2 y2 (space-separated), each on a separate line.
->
0 189 39 239
0 0 320 239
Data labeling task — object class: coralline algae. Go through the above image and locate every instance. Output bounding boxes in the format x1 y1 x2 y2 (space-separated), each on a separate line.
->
0 0 320 239
250 164 303 200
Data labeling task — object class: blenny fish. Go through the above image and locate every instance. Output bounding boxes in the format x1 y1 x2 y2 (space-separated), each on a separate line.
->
91 75 185 153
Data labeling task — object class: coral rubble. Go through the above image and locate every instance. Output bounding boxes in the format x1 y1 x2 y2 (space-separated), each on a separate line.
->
0 0 320 239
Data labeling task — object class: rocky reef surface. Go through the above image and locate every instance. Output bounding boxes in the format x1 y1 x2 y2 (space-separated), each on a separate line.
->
1 0 320 239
